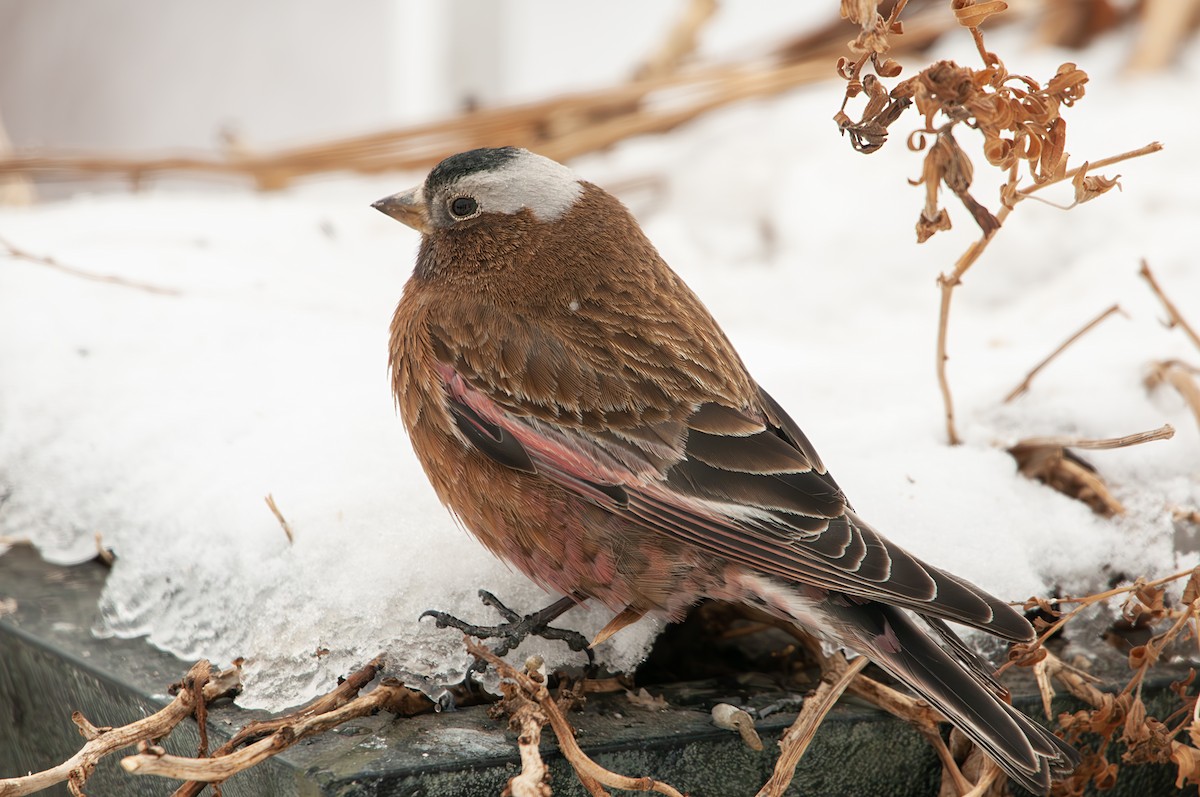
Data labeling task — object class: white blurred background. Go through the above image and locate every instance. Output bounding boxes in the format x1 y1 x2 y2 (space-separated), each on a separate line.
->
0 1 828 154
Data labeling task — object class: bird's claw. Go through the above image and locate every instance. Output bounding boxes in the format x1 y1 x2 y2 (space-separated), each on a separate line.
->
420 590 594 674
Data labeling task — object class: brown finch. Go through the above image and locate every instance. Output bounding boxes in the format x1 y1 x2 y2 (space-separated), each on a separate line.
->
376 147 1078 793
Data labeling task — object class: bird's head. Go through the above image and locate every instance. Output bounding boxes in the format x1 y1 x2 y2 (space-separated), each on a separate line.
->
372 147 584 237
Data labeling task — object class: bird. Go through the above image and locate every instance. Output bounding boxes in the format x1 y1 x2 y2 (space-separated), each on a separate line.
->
374 146 1079 793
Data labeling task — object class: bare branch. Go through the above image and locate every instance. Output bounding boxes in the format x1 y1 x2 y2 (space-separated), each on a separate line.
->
1140 259 1200 354
1005 304 1126 402
264 494 295 544
1146 361 1200 431
935 141 1162 443
1012 423 1175 451
755 655 868 797
0 661 240 797
0 234 179 296
466 640 685 797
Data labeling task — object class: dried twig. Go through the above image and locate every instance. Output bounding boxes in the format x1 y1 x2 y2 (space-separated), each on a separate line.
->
466 640 685 797
169 656 431 797
1008 423 1174 516
505 659 553 797
0 661 240 797
1140 259 1200 354
755 655 868 797
1127 0 1200 73
1003 566 1198 675
0 233 178 296
1011 423 1175 451
935 141 1162 444
633 0 718 81
123 676 426 784
1004 304 1125 402
263 494 294 545
1142 360 1200 429
93 533 115 566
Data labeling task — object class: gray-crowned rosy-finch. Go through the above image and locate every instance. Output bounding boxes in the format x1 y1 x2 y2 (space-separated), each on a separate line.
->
376 147 1078 793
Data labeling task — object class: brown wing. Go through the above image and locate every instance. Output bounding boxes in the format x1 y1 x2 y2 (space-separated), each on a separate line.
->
427 311 1032 642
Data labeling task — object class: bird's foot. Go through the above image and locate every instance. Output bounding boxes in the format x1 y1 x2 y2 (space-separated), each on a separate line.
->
421 589 593 674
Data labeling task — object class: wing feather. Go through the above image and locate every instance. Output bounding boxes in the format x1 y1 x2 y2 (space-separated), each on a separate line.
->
427 318 1031 642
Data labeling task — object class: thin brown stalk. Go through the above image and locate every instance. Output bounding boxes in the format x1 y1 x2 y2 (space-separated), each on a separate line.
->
124 679 420 784
634 0 718 81
1150 360 1200 431
1004 304 1125 402
1140 259 1200 353
0 662 239 797
999 566 1197 676
168 656 423 797
264 494 294 544
466 640 684 797
756 655 868 797
935 142 1163 444
1012 423 1175 451
0 233 178 296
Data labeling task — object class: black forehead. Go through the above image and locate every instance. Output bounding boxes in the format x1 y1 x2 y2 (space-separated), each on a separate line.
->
425 147 521 193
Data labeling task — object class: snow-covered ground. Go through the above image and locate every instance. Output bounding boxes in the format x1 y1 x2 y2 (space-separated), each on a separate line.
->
1 26 1197 711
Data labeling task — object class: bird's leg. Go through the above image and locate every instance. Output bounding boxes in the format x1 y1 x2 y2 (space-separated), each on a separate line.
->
421 589 594 673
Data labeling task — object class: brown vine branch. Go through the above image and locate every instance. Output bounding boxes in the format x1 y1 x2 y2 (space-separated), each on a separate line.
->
0 661 240 797
466 640 685 797
633 0 718 81
1004 303 1126 403
263 494 295 545
1146 361 1200 432
1008 423 1174 516
1140 259 1200 353
935 141 1162 444
123 676 426 784
755 655 868 797
0 233 179 296
1001 566 1199 677
1012 423 1175 452
167 655 431 797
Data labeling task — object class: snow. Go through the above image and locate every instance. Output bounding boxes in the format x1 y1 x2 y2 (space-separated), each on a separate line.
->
2 26 1198 711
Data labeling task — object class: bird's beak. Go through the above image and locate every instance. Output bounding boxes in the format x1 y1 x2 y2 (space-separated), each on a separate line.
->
372 186 431 235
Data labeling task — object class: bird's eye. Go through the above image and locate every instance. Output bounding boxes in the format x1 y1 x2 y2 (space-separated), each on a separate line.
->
449 196 479 219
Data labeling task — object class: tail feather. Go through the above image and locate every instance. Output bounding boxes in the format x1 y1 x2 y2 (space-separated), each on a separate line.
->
827 597 1079 794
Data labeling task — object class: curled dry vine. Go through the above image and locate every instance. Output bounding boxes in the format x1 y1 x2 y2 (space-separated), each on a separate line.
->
835 0 1158 444
1001 567 1200 794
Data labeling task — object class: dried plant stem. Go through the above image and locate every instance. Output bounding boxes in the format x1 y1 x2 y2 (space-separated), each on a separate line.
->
959 758 1004 797
1140 259 1200 353
1000 566 1198 677
123 676 423 785
755 655 868 797
730 604 985 791
1008 424 1173 516
168 656 431 797
935 142 1162 444
1127 0 1200 72
264 493 295 544
1004 304 1125 402
466 640 684 797
1120 598 1200 698
1012 423 1175 451
0 661 239 797
1147 361 1200 431
507 693 553 797
634 0 718 81
0 233 178 296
